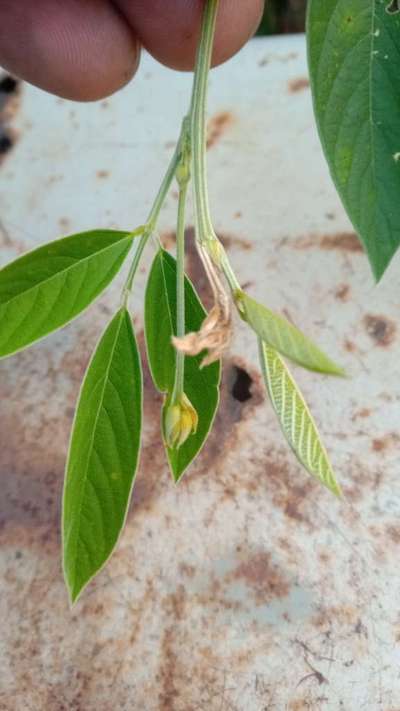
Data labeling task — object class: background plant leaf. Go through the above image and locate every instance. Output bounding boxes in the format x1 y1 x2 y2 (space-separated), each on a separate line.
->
237 291 344 375
0 229 137 358
307 0 400 279
63 307 142 604
145 249 220 481
259 340 341 496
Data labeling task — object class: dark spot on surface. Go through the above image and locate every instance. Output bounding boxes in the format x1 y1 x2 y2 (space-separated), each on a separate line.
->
387 524 400 544
371 433 399 453
354 619 368 638
206 111 234 149
218 232 252 251
0 76 18 94
344 339 357 353
197 358 264 475
288 77 310 93
387 0 400 14
0 75 21 164
96 169 109 179
287 232 363 253
0 133 13 154
364 315 396 347
352 408 371 421
233 551 290 603
58 217 70 232
372 438 386 452
335 284 351 302
231 366 253 403
320 232 363 252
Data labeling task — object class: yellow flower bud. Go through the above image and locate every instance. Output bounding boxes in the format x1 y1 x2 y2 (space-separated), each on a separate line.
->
165 393 198 449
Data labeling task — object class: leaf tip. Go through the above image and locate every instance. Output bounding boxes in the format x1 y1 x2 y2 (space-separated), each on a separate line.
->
330 479 343 499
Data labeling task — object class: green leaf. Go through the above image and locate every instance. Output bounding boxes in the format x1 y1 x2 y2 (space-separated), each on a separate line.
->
62 308 142 604
0 229 138 358
307 0 400 279
145 249 220 481
259 340 342 497
237 291 344 375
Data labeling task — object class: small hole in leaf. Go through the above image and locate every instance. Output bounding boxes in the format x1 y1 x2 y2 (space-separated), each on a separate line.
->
0 133 13 154
231 366 253 403
386 0 400 14
0 75 18 94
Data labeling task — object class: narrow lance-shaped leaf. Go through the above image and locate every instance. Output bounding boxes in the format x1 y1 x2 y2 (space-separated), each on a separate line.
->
259 339 342 497
307 0 400 279
237 291 344 376
145 249 220 481
0 229 139 358
63 308 142 604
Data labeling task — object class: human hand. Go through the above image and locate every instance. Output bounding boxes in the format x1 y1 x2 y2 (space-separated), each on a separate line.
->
0 1 264 101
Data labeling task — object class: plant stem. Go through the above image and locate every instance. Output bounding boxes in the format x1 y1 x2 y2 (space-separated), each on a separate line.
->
173 182 188 399
122 142 181 306
190 0 241 294
172 117 191 401
190 0 219 243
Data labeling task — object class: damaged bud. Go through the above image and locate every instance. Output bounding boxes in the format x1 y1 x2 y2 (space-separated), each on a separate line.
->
172 302 232 367
164 393 199 449
173 241 232 366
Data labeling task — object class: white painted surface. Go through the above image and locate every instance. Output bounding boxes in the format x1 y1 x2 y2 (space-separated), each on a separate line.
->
1 35 400 710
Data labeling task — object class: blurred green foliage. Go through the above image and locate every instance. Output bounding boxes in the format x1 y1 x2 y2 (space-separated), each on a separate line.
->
257 0 307 35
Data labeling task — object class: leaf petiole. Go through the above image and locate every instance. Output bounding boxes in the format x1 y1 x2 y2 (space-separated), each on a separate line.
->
122 140 182 306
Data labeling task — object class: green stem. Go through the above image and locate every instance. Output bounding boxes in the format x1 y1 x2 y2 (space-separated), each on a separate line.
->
190 0 241 294
122 142 181 306
172 116 191 401
190 0 219 243
172 182 188 400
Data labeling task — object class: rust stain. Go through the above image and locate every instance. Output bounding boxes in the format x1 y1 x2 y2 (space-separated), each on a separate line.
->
58 217 71 232
364 314 396 348
218 232 252 251
386 524 400 544
285 231 363 253
371 433 400 453
334 283 351 302
372 437 386 452
352 408 371 421
344 339 357 353
233 551 290 603
288 77 310 93
206 110 234 150
320 232 363 252
96 169 110 179
158 586 188 710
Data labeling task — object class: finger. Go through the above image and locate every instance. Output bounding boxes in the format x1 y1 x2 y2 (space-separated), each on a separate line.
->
0 0 140 101
116 0 265 70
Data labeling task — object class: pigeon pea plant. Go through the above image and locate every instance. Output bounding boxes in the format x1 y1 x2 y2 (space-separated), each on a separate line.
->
0 0 399 603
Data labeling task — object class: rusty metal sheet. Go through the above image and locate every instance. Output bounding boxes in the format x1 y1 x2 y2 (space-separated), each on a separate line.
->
1 35 400 710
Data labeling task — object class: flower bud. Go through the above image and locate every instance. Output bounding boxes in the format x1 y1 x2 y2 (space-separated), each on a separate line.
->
165 393 198 449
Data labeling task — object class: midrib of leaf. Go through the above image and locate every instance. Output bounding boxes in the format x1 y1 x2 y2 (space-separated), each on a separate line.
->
0 256 122 354
65 310 125 592
0 235 132 308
